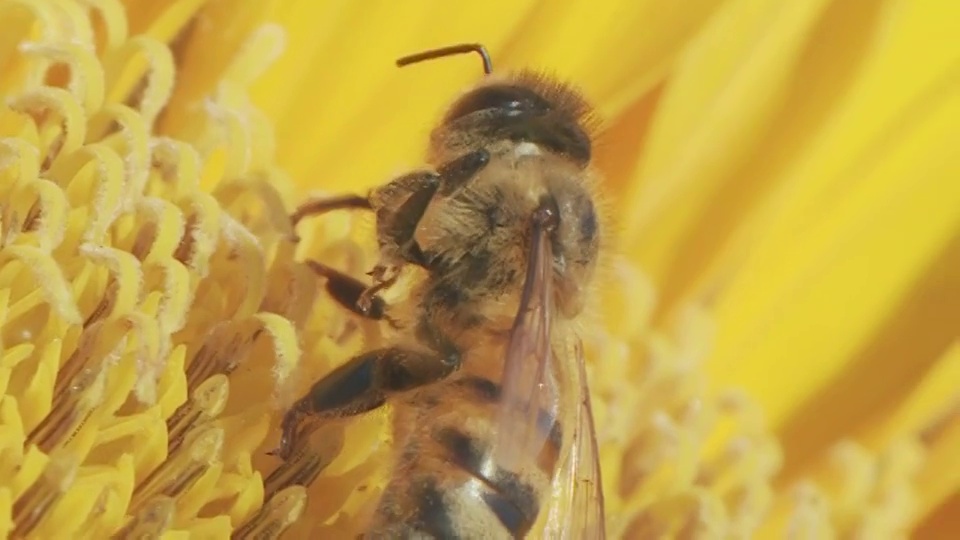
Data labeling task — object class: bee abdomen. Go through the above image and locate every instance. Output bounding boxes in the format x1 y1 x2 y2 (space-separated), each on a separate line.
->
371 472 533 539
432 426 540 536
366 476 455 539
371 429 542 539
451 376 564 474
370 376 562 538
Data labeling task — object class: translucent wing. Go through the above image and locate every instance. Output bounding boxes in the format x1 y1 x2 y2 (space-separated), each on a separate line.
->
493 204 558 473
493 203 606 537
543 338 606 539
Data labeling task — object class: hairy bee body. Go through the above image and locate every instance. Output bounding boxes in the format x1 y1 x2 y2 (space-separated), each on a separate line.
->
366 147 593 536
280 46 607 539
372 372 558 538
409 148 598 327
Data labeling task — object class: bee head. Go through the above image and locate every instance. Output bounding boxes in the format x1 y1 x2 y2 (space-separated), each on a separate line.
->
435 74 596 167
395 44 597 167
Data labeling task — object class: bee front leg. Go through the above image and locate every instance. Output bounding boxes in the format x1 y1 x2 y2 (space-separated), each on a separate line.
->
277 344 460 460
371 149 491 269
369 170 441 270
435 148 490 196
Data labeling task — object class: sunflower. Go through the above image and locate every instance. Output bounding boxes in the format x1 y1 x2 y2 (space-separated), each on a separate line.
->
1 0 958 538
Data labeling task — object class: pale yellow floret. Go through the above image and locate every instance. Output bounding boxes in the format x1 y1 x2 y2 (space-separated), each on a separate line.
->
0 0 312 535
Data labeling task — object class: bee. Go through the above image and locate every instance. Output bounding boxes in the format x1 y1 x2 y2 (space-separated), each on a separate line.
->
279 43 606 538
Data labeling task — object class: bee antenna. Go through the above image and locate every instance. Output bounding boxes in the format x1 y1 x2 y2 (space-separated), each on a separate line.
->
396 43 493 75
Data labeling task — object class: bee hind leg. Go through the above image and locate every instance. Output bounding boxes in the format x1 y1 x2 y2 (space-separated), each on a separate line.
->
277 344 461 460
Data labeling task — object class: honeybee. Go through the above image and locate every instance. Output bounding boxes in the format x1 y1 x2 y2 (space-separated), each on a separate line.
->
279 44 606 538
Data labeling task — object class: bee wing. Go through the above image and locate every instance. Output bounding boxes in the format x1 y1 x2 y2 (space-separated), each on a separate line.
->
493 207 606 537
543 338 606 539
493 209 558 473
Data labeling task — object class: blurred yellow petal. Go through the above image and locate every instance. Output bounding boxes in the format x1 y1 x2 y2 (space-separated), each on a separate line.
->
915 493 960 539
260 2 543 193
714 76 959 429
623 0 834 265
863 342 960 449
234 0 709 198
610 0 959 527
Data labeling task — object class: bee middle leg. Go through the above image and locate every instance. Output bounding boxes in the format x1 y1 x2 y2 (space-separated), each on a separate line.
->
277 344 460 459
305 259 394 323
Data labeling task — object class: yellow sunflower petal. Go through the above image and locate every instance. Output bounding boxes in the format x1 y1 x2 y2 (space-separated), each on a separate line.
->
259 2 542 193
610 0 960 457
711 71 959 432
622 0 835 267
914 493 960 538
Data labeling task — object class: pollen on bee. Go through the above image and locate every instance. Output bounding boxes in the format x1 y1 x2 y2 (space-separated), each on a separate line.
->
514 142 542 157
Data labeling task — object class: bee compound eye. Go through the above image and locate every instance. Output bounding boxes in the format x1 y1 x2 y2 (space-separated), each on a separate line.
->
580 201 597 240
445 85 550 125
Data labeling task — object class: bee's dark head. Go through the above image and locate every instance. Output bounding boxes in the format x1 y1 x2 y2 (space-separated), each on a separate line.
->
394 45 597 167
435 73 597 167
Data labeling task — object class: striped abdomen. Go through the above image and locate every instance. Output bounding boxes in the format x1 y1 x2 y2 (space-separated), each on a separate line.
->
368 375 562 539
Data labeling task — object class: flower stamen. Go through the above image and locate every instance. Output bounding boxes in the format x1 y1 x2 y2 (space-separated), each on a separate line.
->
19 41 104 114
8 87 85 169
233 485 307 540
11 177 68 252
116 495 175 538
129 424 223 514
102 36 174 126
166 373 229 454
11 451 78 537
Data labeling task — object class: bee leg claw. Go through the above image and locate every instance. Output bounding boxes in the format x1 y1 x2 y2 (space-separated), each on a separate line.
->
357 265 401 314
